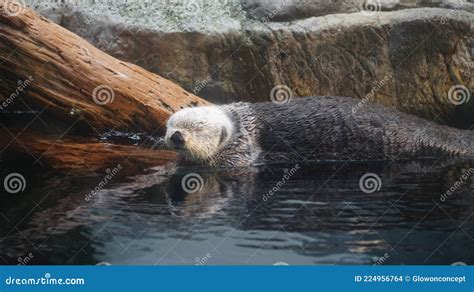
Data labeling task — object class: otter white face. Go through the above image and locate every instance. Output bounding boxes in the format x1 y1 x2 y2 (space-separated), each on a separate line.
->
165 106 234 162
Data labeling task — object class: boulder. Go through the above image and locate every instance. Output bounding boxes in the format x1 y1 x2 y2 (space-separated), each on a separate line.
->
24 1 474 127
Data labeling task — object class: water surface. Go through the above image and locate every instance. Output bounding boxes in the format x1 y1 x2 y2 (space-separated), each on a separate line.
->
1 159 473 265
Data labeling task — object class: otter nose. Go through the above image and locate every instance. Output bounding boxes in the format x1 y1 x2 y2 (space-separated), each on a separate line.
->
170 131 185 147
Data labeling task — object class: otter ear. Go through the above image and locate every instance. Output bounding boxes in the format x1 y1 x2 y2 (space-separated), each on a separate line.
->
219 126 228 144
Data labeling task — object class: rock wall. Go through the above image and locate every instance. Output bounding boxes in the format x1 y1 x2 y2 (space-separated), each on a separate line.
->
25 0 474 128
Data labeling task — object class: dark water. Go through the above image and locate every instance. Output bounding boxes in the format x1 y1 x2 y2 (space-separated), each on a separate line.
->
0 159 473 265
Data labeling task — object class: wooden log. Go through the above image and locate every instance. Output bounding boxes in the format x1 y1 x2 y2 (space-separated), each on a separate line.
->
0 128 176 173
0 0 209 135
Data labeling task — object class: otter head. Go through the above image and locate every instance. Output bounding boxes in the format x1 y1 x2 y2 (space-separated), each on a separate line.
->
165 106 234 162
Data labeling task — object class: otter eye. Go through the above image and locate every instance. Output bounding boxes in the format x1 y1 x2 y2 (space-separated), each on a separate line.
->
192 122 206 131
194 126 204 131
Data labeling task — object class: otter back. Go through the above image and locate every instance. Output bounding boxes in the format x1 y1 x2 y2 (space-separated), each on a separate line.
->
242 96 474 163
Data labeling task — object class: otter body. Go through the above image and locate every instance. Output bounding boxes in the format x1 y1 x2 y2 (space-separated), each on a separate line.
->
165 97 474 167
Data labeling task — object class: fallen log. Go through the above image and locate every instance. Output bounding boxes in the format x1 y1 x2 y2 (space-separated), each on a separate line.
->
0 0 209 135
0 128 176 173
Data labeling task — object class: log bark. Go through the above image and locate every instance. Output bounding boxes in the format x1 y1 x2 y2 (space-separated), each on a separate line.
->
0 0 209 135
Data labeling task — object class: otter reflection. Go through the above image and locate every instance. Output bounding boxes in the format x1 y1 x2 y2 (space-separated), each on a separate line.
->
161 160 474 223
162 167 258 218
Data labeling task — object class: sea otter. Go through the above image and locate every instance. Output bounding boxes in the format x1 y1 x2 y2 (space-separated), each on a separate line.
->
165 96 474 167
